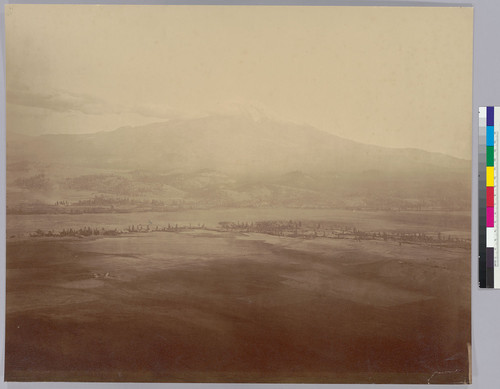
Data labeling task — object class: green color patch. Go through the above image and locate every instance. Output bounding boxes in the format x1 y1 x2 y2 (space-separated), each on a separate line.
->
487 146 495 166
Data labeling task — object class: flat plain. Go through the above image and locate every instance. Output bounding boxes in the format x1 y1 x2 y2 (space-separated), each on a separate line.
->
5 209 470 383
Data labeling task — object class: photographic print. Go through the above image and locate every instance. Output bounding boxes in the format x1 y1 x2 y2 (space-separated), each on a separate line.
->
5 5 472 384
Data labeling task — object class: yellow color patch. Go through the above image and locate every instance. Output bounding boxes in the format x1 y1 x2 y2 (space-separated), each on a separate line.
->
487 166 495 187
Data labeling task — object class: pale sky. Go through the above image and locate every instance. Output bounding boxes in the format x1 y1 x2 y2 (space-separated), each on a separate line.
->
6 5 473 158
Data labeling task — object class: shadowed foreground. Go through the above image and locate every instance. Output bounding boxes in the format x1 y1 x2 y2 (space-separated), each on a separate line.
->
5 231 470 383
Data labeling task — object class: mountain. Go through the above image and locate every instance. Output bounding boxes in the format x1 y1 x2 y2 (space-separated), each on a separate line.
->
7 114 468 174
6 114 470 211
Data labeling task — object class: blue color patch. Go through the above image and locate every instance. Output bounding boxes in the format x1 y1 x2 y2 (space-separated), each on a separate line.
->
487 126 494 146
488 106 495 126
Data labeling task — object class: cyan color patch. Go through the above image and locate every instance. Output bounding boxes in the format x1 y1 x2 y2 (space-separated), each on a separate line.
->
487 126 495 146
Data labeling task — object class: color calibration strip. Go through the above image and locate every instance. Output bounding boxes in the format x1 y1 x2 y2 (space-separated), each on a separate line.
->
479 107 498 288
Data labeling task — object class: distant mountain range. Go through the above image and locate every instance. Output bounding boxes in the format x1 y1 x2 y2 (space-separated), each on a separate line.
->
7 114 471 211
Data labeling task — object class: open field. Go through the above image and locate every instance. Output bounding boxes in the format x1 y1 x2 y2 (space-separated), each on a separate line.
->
6 219 470 383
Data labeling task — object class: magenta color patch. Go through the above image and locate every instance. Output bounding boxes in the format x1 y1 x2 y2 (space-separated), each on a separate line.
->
487 207 495 227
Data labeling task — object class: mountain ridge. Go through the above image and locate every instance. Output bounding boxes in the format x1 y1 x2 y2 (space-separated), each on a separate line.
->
7 114 469 175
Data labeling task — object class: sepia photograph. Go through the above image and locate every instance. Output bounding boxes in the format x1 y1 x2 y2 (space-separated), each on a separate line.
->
5 5 473 384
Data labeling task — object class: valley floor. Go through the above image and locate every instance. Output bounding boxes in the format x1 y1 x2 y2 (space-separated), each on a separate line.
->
5 228 470 383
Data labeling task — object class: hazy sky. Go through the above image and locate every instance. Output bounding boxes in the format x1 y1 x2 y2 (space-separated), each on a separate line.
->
6 5 473 158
